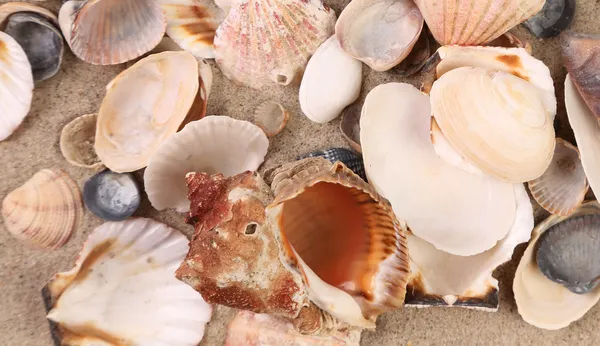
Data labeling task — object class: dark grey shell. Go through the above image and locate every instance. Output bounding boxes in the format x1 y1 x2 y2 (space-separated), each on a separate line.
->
340 103 362 153
83 170 140 221
523 0 575 38
298 148 366 181
535 213 600 294
4 12 64 82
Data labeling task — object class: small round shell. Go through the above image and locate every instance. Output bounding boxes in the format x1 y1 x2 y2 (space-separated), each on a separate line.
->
254 101 290 137
83 170 141 221
60 114 103 169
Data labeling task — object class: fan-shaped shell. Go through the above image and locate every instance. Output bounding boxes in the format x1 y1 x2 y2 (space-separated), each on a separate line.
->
563 32 600 119
528 138 588 216
214 0 336 89
95 51 199 173
144 116 268 212
45 218 212 345
414 0 544 45
60 0 167 65
60 113 103 169
0 31 33 141
431 66 556 183
1 169 82 249
335 0 423 71
160 0 225 59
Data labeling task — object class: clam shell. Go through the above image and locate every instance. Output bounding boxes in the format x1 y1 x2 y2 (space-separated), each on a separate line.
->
339 104 362 153
254 101 290 137
160 0 226 59
528 138 588 216
0 31 33 141
298 148 366 182
45 218 212 345
414 0 545 45
389 27 434 78
83 170 140 221
61 0 167 65
563 32 600 119
214 0 336 89
335 0 423 71
144 116 268 212
299 36 362 124
1 169 82 249
95 51 199 173
59 113 103 169
524 0 575 38
514 201 600 330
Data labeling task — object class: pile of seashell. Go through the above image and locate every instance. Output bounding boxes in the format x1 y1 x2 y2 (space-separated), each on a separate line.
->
1 0 599 344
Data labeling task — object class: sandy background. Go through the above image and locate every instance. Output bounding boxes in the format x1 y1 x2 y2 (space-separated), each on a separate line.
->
1 0 600 345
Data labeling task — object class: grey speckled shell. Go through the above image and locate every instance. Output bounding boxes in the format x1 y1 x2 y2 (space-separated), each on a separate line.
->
83 170 140 221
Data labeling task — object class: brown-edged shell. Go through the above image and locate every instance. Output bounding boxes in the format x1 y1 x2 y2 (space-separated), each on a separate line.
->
254 101 290 137
59 114 103 169
563 32 600 119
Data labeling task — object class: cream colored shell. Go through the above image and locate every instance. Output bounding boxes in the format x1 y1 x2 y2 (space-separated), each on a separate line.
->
60 114 104 169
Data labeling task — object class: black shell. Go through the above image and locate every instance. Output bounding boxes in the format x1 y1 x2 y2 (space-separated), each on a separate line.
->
298 148 366 181
535 213 600 294
83 170 141 221
523 0 575 39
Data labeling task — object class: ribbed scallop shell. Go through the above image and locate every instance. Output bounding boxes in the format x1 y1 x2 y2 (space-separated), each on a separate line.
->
214 0 336 89
414 0 544 45
60 113 103 169
528 138 588 216
45 218 212 345
563 32 600 119
0 31 33 141
160 0 225 59
1 169 82 249
64 0 167 65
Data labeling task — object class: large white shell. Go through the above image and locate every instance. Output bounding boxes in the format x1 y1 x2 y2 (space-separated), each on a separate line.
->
360 82 516 256
0 31 33 141
299 36 362 124
46 218 212 345
144 116 269 212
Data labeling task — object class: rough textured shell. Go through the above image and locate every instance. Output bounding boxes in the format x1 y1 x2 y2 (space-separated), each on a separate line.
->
144 116 268 212
60 114 103 169
528 138 588 216
414 0 545 45
1 169 82 249
95 51 199 173
66 0 167 65
254 101 290 137
160 0 225 59
0 31 33 141
214 0 336 89
335 0 423 71
563 32 600 119
45 218 212 345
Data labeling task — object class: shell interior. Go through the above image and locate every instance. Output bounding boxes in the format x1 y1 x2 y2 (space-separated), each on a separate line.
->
60 113 103 169
254 101 290 137
389 27 434 77
83 170 140 221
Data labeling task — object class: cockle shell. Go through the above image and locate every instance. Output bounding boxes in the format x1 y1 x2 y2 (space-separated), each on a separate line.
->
563 32 600 119
254 101 290 137
45 218 212 345
335 0 423 71
0 31 33 141
299 36 362 124
414 0 545 45
60 113 103 169
514 202 600 330
528 138 588 216
160 0 226 59
144 116 269 212
59 0 166 65
95 51 199 173
1 169 82 249
214 0 336 89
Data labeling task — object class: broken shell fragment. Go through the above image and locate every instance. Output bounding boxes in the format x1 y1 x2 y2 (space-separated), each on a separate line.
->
514 202 600 330
144 116 268 212
528 138 588 216
45 218 212 345
95 51 199 173
563 32 600 119
340 103 362 153
0 31 33 141
214 0 336 89
254 101 290 137
524 0 575 38
335 0 423 71
414 0 545 45
1 169 82 249
83 170 140 221
299 36 362 124
298 148 366 182
60 114 103 169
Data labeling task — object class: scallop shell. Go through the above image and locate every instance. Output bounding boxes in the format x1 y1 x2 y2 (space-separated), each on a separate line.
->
299 36 362 124
60 0 167 65
160 0 226 59
95 51 200 173
514 201 600 330
214 0 336 89
335 0 423 71
528 138 588 216
414 0 545 45
83 170 141 221
0 31 33 141
524 0 575 38
45 218 212 345
1 169 82 249
563 32 600 119
60 114 103 169
144 116 269 212
254 101 290 137
340 104 362 153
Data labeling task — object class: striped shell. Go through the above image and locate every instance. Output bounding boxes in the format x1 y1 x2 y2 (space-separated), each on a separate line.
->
1 169 82 249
